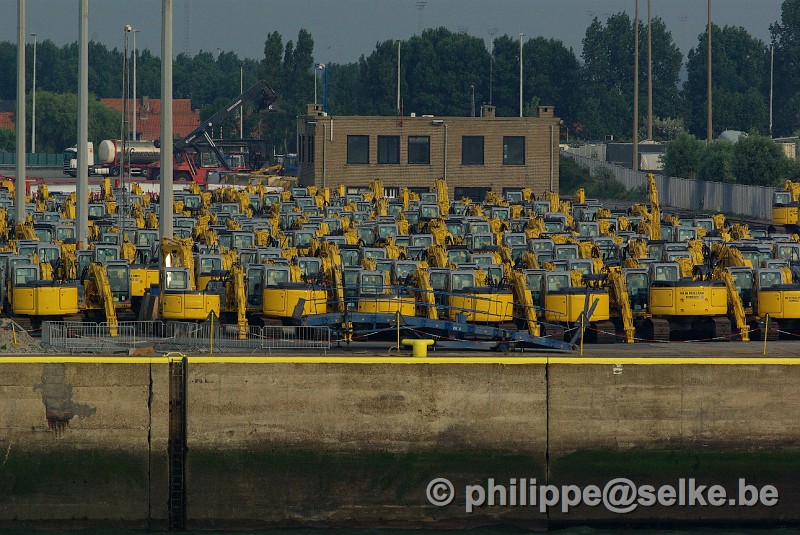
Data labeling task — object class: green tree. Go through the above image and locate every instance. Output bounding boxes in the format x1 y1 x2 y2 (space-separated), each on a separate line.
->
0 128 14 151
685 25 769 137
579 13 683 140
731 134 790 186
23 91 120 152
770 0 800 135
662 133 704 179
697 141 735 182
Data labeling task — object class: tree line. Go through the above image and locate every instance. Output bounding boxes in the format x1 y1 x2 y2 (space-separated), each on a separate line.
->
0 0 799 181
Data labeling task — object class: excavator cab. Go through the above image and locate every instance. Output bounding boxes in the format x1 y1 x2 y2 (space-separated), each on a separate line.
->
159 267 221 321
772 190 798 228
727 266 754 310
259 264 326 320
542 270 611 331
11 263 80 322
754 267 800 335
95 244 120 263
355 270 415 316
443 269 513 323
775 243 800 264
195 254 224 291
625 269 650 313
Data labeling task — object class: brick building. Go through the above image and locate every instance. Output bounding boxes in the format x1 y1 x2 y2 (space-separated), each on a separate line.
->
296 103 560 198
100 97 200 141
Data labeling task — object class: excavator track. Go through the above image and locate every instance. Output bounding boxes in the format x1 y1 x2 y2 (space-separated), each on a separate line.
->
644 318 671 342
593 321 617 344
710 316 732 342
752 320 780 341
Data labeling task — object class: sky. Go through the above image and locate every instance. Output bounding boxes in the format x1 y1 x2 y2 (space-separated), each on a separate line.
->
0 0 785 65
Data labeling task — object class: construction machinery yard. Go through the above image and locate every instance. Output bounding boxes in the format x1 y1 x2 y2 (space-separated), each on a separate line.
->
0 164 799 356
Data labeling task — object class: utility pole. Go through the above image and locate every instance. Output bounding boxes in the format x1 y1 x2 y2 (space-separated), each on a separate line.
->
76 0 89 247
470 84 475 117
707 0 713 144
30 32 36 153
15 0 26 226
396 40 401 113
160 0 174 240
519 33 523 117
770 43 774 138
133 29 139 140
633 0 639 171
647 0 652 140
488 28 497 106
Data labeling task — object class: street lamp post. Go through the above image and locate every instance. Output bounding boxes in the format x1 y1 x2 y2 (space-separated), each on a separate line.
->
30 32 36 153
132 29 139 140
519 33 524 117
240 64 244 138
470 84 475 117
314 63 325 107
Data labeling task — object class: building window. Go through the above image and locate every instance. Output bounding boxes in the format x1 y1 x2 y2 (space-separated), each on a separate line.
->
503 136 525 165
408 136 430 164
462 136 484 165
377 136 400 164
298 135 305 163
347 135 369 164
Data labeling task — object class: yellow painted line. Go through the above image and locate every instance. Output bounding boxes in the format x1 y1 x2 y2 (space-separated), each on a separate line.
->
1 355 800 365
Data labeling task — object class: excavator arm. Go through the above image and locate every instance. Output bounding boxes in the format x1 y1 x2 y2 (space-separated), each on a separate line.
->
412 267 438 320
715 267 750 342
605 267 635 343
87 263 118 337
509 270 540 336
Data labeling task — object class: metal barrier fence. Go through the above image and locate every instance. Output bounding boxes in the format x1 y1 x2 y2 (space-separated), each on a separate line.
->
562 151 775 220
42 320 331 354
0 152 61 167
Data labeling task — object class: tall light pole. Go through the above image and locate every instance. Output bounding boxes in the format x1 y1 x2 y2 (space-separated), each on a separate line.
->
633 0 639 171
30 32 36 153
239 64 243 138
707 0 713 144
647 0 652 140
470 84 475 117
519 33 524 117
15 0 26 225
132 29 139 140
488 27 497 105
314 63 325 106
770 43 774 138
396 40 401 113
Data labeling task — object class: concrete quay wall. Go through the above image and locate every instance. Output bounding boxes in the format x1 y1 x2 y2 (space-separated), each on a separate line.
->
1 357 799 529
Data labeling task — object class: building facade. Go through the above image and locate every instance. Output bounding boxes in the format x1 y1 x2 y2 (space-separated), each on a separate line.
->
296 103 560 198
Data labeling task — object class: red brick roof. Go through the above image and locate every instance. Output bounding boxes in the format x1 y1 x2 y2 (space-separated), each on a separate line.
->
100 98 200 141
0 112 14 131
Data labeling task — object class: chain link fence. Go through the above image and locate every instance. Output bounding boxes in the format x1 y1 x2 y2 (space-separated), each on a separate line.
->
42 320 331 354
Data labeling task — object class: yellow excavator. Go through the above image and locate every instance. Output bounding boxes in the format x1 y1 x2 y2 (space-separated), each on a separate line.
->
158 237 221 321
540 270 615 343
771 180 800 232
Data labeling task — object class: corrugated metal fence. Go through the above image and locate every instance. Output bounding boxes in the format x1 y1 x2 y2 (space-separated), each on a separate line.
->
562 151 774 220
0 152 61 166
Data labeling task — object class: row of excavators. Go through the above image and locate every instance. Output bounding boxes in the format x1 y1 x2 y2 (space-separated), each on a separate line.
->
2 172 800 350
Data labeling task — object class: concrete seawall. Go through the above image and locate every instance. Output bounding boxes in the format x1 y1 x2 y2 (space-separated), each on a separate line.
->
1 356 799 529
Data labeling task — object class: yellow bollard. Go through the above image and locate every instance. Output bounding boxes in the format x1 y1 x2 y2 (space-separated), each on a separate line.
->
580 315 585 356
402 338 434 357
763 314 769 356
12 322 17 345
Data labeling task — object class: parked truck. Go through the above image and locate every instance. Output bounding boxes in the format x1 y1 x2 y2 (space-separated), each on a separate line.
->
63 139 161 177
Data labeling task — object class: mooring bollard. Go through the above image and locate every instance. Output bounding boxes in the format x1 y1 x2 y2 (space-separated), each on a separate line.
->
402 338 434 357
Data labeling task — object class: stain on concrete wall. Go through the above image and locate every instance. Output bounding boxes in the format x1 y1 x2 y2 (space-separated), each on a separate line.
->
33 363 96 436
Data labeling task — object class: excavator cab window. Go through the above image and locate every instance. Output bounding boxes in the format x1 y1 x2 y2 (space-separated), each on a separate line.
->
774 191 793 205
95 247 119 263
266 269 290 287
360 273 385 295
199 257 221 276
56 226 75 242
13 266 37 286
554 246 578 261
626 272 649 311
449 272 476 292
653 265 679 282
546 274 569 292
776 244 800 262
759 270 782 290
732 271 753 307
107 265 130 302
447 248 469 265
165 270 189 291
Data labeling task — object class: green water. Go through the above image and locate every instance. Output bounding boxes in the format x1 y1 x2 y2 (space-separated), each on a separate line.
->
6 529 800 534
